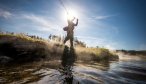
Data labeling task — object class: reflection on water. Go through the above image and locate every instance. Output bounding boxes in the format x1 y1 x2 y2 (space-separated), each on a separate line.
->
61 46 76 67
0 53 146 84
59 46 76 84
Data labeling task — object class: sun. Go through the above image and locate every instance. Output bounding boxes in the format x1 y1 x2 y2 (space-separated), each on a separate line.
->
62 9 79 21
67 9 78 20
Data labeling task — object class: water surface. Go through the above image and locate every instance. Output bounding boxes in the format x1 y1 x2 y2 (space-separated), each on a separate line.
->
0 54 146 84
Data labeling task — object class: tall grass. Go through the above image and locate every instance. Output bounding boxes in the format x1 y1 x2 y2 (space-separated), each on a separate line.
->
0 33 118 64
76 47 118 63
0 34 63 64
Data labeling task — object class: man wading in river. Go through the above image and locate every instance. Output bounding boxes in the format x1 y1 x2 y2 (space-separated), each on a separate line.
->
63 16 78 47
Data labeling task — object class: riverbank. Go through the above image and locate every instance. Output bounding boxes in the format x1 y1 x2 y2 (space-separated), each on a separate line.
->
0 33 118 65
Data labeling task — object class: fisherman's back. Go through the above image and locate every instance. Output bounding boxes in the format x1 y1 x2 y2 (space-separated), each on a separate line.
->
67 21 75 35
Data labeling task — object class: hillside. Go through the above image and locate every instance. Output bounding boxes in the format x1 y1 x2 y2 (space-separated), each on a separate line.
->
0 33 118 65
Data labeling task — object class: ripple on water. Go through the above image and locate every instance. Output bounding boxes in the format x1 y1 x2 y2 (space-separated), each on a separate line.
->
0 60 146 84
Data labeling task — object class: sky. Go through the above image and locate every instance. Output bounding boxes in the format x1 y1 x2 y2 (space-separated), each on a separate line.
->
0 0 146 50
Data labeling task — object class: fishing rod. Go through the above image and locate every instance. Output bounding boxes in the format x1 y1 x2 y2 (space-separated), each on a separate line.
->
58 0 78 19
58 0 68 14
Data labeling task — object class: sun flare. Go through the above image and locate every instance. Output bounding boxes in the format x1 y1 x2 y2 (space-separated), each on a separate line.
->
63 9 79 21
67 9 78 20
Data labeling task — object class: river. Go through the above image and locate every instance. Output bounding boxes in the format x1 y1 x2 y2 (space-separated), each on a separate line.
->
0 54 146 84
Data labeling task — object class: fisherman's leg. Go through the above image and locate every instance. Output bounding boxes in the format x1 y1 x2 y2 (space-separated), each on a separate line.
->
64 36 69 44
70 36 74 47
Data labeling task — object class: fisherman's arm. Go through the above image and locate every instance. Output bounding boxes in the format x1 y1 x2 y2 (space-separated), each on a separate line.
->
74 19 78 26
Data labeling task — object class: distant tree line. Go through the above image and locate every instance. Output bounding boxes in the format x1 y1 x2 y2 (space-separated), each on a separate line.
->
116 49 146 55
0 31 44 40
48 34 62 42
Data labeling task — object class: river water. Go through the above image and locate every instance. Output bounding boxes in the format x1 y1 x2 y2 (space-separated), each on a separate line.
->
0 55 146 84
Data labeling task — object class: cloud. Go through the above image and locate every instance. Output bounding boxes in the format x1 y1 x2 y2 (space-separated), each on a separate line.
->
95 16 110 20
23 14 57 31
0 9 63 35
94 14 116 20
0 9 12 19
13 12 63 35
82 14 119 34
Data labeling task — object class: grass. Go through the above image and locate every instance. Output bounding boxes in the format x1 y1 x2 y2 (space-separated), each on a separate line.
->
76 47 118 63
0 33 118 64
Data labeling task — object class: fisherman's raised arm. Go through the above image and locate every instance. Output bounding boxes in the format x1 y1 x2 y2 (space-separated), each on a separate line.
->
74 19 78 26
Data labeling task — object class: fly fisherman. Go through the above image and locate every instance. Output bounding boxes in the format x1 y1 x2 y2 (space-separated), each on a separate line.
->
63 16 79 47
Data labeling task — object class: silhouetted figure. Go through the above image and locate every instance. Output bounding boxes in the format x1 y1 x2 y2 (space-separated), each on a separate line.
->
60 45 77 84
63 17 78 47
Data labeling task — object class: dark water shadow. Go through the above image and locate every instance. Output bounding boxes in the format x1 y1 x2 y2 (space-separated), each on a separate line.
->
60 45 77 84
